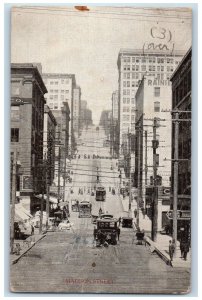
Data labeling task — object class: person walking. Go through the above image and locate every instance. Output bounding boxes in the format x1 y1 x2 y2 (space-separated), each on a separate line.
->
118 217 122 226
169 240 175 262
117 227 120 241
31 224 34 235
134 209 137 218
183 241 190 261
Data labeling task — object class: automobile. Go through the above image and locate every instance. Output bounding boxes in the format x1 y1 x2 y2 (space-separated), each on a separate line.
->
58 220 73 231
91 214 99 224
100 213 114 219
94 218 118 246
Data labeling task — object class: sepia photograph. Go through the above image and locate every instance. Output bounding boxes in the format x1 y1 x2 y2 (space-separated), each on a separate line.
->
9 4 192 294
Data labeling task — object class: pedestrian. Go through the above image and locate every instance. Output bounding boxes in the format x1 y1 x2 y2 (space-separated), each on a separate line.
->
93 226 97 241
180 240 185 258
99 207 102 216
31 224 34 235
118 217 121 226
142 208 145 219
134 209 137 218
183 241 190 261
169 240 175 262
117 227 120 241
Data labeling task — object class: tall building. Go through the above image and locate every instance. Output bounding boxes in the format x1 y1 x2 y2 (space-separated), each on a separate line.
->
135 75 173 230
170 47 191 241
11 63 47 213
42 73 76 152
117 48 184 155
43 105 57 186
80 100 93 129
110 91 119 157
73 85 81 138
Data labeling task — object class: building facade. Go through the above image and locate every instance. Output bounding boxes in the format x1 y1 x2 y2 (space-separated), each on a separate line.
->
73 86 81 139
11 63 47 213
135 76 173 230
170 48 191 241
43 105 57 186
42 73 76 152
110 91 119 158
117 48 184 155
80 100 93 129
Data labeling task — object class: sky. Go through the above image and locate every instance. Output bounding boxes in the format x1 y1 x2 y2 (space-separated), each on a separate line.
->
11 6 192 124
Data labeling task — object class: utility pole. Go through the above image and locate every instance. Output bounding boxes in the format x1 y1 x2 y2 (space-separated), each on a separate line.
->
145 130 148 186
46 163 50 230
173 112 179 249
63 128 68 203
10 150 17 254
39 164 44 234
128 131 132 213
57 129 61 204
151 117 158 242
137 128 141 229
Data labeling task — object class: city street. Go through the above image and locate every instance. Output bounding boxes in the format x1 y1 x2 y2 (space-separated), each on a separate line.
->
10 126 190 294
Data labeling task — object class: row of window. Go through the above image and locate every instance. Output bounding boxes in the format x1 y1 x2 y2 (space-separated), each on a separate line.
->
123 65 174 72
49 89 69 94
123 56 176 64
123 72 171 80
49 95 69 100
122 98 135 104
48 79 69 85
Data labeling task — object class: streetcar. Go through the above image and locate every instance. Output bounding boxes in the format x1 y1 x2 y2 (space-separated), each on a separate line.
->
95 185 106 202
78 200 92 218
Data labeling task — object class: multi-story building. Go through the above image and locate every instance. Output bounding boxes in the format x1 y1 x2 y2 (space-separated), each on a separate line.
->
51 102 70 192
135 75 173 230
42 73 76 152
80 100 93 129
117 48 184 155
170 47 191 241
110 91 119 157
43 105 57 186
73 86 81 138
11 63 47 213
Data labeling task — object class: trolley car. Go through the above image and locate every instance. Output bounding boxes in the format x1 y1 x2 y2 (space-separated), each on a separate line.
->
95 185 106 202
78 200 92 218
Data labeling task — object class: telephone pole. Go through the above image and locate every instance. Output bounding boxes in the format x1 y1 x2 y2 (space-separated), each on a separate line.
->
10 150 17 254
46 164 50 230
145 130 148 186
57 129 61 204
173 111 179 248
137 128 141 229
151 117 158 242
128 131 132 213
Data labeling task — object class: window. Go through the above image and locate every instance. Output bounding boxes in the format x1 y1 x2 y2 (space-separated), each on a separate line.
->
132 81 135 87
127 73 130 79
157 66 160 71
127 66 130 71
54 105 58 109
61 79 64 84
161 66 164 72
167 66 170 72
154 87 160 97
61 95 64 100
54 95 58 99
157 74 160 79
132 73 135 79
131 98 135 104
123 115 130 121
55 81 58 85
123 73 127 79
11 106 20 120
132 57 136 63
11 83 20 96
135 65 139 71
50 95 53 100
50 89 54 93
65 90 69 94
54 90 58 93
141 65 146 71
65 79 69 84
132 65 135 71
49 103 53 109
161 74 164 80
154 101 160 112
131 115 135 122
127 90 130 95
127 81 130 87
127 98 130 104
50 81 54 85
136 58 139 63
11 128 19 142
61 90 64 93
123 81 126 87
123 98 126 104
142 58 146 63
123 90 127 95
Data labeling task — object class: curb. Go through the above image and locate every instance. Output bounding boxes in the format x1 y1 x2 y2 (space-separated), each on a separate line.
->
11 234 46 265
132 220 172 267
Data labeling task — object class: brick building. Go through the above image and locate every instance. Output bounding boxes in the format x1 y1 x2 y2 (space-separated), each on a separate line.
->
11 63 47 213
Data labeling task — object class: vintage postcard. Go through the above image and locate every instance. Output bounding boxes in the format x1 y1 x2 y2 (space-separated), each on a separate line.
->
10 5 192 294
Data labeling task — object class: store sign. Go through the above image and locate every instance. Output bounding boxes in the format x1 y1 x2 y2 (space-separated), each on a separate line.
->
22 175 33 191
166 210 191 220
147 79 171 86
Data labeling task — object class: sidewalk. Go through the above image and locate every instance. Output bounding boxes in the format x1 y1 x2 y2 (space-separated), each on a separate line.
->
121 195 191 270
10 232 46 265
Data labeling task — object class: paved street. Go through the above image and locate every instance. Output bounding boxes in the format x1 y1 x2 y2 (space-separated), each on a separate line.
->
10 126 190 294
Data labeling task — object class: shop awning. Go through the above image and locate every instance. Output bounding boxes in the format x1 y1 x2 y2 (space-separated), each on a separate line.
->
15 208 30 221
